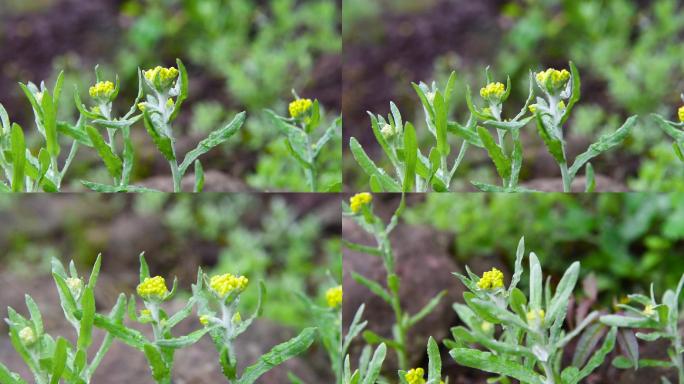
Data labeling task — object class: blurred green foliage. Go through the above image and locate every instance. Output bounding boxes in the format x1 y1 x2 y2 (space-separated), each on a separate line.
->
404 193 684 299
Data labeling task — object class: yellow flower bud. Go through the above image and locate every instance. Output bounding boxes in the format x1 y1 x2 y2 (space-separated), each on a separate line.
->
557 100 566 110
536 68 571 92
19 327 36 346
136 276 169 300
143 66 179 91
349 192 372 214
643 304 655 316
209 273 249 298
89 81 116 100
480 82 506 101
477 268 504 290
405 368 426 384
678 106 684 123
380 123 395 139
137 102 147 112
232 312 242 324
527 309 545 325
326 286 343 308
481 321 493 332
166 98 174 108
66 277 83 296
289 98 313 119
529 104 537 113
199 315 211 326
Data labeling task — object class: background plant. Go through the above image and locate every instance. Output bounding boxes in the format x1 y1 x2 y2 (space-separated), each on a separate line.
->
601 274 684 383
343 194 446 370
449 237 617 384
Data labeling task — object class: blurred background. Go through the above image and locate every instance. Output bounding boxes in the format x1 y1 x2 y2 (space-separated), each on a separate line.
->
343 0 684 191
0 0 341 191
343 193 684 382
0 193 340 383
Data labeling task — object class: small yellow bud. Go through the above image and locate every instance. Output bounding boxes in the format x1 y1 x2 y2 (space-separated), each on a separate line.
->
643 304 655 316
141 309 151 317
527 309 545 325
557 100 566 110
405 367 426 384
678 106 684 123
380 123 395 139
66 277 83 295
166 98 174 108
529 104 537 113
481 321 493 332
209 273 249 298
480 82 506 101
143 66 179 91
19 327 36 346
136 276 169 300
199 315 211 326
349 192 372 214
477 268 504 290
232 312 242 324
536 68 571 93
137 102 147 112
289 98 313 119
326 286 343 308
89 81 116 100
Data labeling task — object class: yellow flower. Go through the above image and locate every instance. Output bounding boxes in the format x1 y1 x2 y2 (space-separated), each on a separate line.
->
405 368 426 384
136 276 169 300
89 81 115 100
66 277 83 295
480 82 506 101
210 273 249 298
527 309 545 325
143 66 179 91
678 106 684 122
536 68 571 92
289 98 313 119
350 192 372 214
477 268 504 290
529 104 537 113
19 327 36 346
199 315 211 326
232 312 242 324
326 286 343 308
643 304 655 316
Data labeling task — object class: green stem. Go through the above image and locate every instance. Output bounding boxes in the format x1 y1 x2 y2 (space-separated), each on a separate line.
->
560 161 571 192
170 160 182 192
304 134 317 192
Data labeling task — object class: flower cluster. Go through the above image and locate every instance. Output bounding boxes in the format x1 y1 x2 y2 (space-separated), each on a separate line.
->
18 326 36 346
405 368 426 384
326 286 343 308
89 81 115 100
288 98 313 119
209 273 249 298
143 66 179 92
349 192 372 214
477 268 504 290
535 68 571 93
678 106 684 122
137 276 169 300
480 82 506 102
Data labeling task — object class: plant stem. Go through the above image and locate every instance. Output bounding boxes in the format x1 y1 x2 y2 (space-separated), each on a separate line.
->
305 134 317 192
560 161 571 192
170 160 182 192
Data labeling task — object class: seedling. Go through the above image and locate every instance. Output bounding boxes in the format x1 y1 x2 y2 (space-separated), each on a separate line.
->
1 255 125 384
448 237 617 384
343 193 446 370
266 92 342 192
653 98 684 164
601 273 684 383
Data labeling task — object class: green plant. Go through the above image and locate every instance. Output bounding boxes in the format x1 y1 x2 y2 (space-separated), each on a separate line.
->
448 237 617 384
399 337 445 384
601 274 684 383
1 255 125 384
74 59 246 192
265 94 342 192
343 193 446 370
340 304 387 384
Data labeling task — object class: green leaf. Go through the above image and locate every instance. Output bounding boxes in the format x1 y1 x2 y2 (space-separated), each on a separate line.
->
447 121 483 147
142 111 175 161
561 61 581 125
156 328 211 349
566 327 617 384
86 125 122 179
403 122 417 192
78 287 95 350
25 295 43 335
194 160 204 192
361 344 386 384
547 262 579 325
349 137 401 192
343 240 382 257
169 58 189 122
179 111 246 174
529 252 543 311
41 91 60 157
427 337 441 382
482 117 533 131
80 181 160 192
535 112 565 163
477 126 511 181
568 115 636 178
0 362 26 384
352 272 391 304
10 123 26 192
653 113 684 141
408 291 446 327
584 163 596 192
49 337 68 384
143 343 171 382
313 117 341 159
411 83 435 122
433 91 450 157
237 328 316 384
450 348 543 384
139 253 150 282
18 83 43 121
57 121 92 147
94 314 146 351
